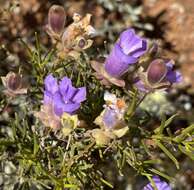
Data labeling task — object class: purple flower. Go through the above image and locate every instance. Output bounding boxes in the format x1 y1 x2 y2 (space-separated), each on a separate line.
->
143 176 171 190
135 59 182 92
43 74 86 116
104 28 147 78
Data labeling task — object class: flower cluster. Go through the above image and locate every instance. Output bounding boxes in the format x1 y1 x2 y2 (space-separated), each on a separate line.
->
91 28 147 87
46 5 95 58
91 28 182 90
1 3 192 190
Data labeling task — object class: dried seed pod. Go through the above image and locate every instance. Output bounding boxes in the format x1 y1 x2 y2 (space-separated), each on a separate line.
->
1 72 27 97
147 59 167 84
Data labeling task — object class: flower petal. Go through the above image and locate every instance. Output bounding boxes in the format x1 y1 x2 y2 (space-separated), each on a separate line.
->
119 28 147 57
44 74 58 95
102 108 117 129
72 87 86 103
143 176 171 190
59 77 77 101
43 91 53 104
166 70 182 83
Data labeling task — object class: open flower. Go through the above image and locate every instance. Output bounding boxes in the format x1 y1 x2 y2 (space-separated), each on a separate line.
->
105 28 147 77
135 59 182 92
36 74 86 130
143 176 171 190
91 28 147 87
1 72 27 97
44 74 86 116
92 91 128 146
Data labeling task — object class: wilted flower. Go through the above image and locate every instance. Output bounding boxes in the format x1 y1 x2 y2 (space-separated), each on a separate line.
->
1 72 27 97
46 5 66 40
91 28 147 87
60 13 95 57
143 176 171 190
45 5 95 58
135 59 182 92
92 91 128 145
91 129 114 146
44 74 86 116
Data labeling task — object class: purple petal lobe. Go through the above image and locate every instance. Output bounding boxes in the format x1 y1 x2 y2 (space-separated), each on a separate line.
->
166 70 182 83
43 91 53 104
118 28 147 57
143 176 171 190
165 60 182 83
44 74 58 95
72 87 86 103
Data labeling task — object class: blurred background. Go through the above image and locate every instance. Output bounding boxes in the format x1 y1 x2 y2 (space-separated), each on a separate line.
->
0 0 194 189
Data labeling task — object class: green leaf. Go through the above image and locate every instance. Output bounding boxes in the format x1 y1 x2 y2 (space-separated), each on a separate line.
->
154 114 178 134
126 89 138 118
149 168 172 181
100 178 113 188
173 124 194 143
178 144 194 160
155 140 179 169
33 133 39 156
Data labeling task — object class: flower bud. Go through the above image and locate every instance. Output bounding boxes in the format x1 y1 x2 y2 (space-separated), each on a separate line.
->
147 59 167 84
48 5 66 36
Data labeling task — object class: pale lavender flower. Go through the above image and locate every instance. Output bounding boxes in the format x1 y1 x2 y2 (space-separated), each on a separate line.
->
143 176 171 190
43 74 86 116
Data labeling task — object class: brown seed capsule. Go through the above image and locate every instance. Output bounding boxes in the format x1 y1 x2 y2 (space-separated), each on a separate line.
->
147 59 167 84
7 74 22 90
78 38 86 49
1 72 27 96
48 5 66 35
